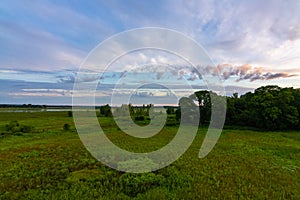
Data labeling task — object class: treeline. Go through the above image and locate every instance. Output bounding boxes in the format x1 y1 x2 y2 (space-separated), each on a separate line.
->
225 85 300 130
98 104 154 118
188 85 300 130
98 103 181 126
98 85 300 131
0 104 46 108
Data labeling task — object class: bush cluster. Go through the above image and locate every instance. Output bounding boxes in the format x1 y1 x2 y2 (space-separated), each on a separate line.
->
134 116 145 121
63 123 71 131
5 120 33 134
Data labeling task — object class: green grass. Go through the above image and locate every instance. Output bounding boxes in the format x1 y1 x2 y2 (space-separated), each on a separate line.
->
0 112 299 199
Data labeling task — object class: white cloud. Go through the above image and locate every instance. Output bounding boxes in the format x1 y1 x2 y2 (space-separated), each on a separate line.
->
0 0 118 72
164 0 300 74
0 21 85 71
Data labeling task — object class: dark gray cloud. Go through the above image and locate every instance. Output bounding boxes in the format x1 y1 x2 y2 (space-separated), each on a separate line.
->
215 64 298 82
265 72 297 80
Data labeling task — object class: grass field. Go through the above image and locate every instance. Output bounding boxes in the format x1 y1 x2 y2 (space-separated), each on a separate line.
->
0 111 299 199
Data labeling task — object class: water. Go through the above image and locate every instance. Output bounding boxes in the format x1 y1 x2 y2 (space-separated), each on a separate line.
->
0 108 72 112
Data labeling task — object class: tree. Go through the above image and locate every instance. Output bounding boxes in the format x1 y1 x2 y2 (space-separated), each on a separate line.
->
100 104 112 117
178 97 199 125
226 85 299 130
166 107 175 115
175 108 181 121
292 88 300 129
189 90 216 125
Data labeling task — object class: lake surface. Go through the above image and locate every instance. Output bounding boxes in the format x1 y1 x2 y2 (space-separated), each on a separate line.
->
0 108 72 112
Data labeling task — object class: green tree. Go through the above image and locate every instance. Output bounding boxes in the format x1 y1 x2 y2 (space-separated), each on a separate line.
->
100 104 112 117
178 97 199 125
166 107 175 115
189 90 217 125
231 85 299 130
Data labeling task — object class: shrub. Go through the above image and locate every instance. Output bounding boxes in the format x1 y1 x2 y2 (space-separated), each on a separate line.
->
119 172 164 197
11 125 21 133
165 118 178 126
5 120 19 132
135 116 145 121
5 121 33 133
20 125 32 133
63 123 71 131
67 111 73 117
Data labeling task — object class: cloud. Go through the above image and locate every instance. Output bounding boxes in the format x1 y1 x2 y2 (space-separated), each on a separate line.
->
1 0 300 74
1 1 300 104
215 64 298 82
128 62 298 83
57 75 75 84
0 19 85 71
0 68 75 83
0 1 118 71
88 1 300 85
89 62 298 85
166 0 300 70
265 72 297 80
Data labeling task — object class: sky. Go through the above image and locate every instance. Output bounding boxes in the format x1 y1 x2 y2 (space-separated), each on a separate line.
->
1 0 300 105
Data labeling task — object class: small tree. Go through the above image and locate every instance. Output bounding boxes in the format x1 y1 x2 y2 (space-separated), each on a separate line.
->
100 104 112 117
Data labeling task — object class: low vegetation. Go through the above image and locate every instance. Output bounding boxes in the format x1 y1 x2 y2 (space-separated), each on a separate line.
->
0 111 299 199
2 120 33 136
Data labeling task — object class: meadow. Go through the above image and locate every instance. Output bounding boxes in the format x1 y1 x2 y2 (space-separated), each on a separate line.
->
0 111 299 199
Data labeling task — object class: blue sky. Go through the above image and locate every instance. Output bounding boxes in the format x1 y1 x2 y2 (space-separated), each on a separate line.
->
1 0 300 105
